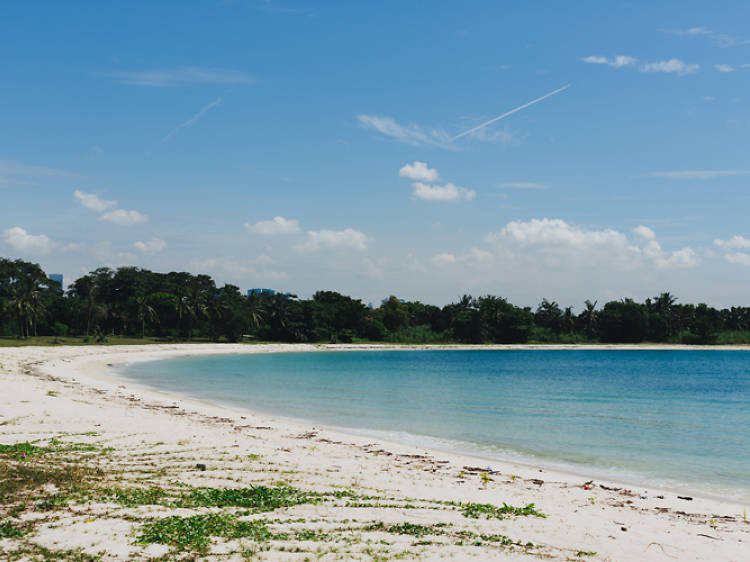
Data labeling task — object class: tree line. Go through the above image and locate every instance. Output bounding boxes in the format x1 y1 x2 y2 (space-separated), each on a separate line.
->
2 257 750 345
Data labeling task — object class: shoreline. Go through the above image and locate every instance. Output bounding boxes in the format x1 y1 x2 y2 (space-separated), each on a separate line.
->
22 342 750 504
2 343 748 560
111 343 749 505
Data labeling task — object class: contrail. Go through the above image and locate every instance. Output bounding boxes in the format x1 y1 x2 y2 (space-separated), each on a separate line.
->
162 96 222 142
450 84 570 142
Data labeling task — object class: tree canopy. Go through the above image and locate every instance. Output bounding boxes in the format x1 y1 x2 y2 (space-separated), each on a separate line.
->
2 257 749 345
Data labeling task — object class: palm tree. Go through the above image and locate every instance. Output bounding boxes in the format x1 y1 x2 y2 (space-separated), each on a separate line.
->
136 295 158 339
582 300 597 338
654 292 678 336
246 294 266 332
74 275 98 337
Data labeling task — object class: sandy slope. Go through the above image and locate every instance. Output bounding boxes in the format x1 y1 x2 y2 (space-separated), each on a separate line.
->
0 343 747 561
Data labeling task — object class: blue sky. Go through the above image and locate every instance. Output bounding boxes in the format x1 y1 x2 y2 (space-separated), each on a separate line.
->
2 1 749 308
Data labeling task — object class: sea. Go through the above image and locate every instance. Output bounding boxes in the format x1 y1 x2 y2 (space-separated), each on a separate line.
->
119 349 750 502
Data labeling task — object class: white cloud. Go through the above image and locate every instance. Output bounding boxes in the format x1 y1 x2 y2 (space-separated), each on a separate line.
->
639 59 699 75
2 227 55 255
499 182 547 189
107 67 256 87
465 247 494 265
660 27 748 48
431 248 493 269
296 229 369 252
74 189 117 212
649 169 750 179
244 216 301 235
412 182 476 201
580 55 637 68
163 97 222 142
0 160 75 178
725 253 750 266
633 225 656 241
399 161 440 182
484 218 698 271
357 115 452 148
190 257 289 281
133 237 166 254
715 64 736 73
99 209 148 226
715 235 750 249
431 253 456 266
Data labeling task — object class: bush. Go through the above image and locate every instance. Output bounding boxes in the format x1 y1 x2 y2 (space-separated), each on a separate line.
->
50 322 68 337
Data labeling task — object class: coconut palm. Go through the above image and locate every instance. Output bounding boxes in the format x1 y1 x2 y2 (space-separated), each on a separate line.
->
136 295 158 339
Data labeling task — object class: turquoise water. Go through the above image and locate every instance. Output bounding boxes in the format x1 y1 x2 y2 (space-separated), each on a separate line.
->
121 350 750 501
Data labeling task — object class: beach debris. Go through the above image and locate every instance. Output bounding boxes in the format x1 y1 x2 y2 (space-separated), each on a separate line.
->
195 463 206 471
583 480 594 490
294 430 318 439
621 526 628 532
645 542 678 558
696 533 721 540
677 496 693 501
528 478 544 486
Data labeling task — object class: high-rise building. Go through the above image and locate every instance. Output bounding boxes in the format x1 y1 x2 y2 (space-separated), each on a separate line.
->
48 273 63 287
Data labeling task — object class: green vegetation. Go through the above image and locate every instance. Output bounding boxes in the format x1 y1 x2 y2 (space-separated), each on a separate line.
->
3 257 745 345
135 514 281 553
460 502 545 520
0 436 572 560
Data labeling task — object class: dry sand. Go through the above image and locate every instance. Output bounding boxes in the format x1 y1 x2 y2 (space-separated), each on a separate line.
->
0 343 747 561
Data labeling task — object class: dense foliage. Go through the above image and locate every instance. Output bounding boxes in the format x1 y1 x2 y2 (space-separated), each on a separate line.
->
2 257 749 344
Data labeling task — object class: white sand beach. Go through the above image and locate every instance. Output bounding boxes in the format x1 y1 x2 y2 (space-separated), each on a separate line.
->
1 343 747 561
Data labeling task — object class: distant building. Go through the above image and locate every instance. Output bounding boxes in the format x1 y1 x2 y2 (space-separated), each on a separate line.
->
248 288 275 296
48 273 63 287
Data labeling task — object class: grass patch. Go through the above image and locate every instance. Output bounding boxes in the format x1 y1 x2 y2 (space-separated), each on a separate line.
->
460 502 545 520
136 514 283 553
179 485 312 511
365 521 449 538
0 442 50 460
0 519 26 538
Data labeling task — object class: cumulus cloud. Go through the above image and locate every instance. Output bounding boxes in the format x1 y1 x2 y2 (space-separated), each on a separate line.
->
296 229 369 252
633 225 656 241
431 253 456 266
432 248 493 268
99 209 148 226
412 182 476 201
724 253 750 266
2 227 55 255
715 235 750 249
399 161 440 182
580 55 637 67
484 218 698 271
245 216 301 235
399 162 475 202
74 190 117 212
715 236 750 266
133 237 166 254
639 59 699 75
190 257 289 281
